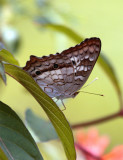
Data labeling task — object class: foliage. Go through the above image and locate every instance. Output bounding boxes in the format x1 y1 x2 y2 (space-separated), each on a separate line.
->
0 1 123 160
0 101 43 160
0 49 76 160
26 109 58 142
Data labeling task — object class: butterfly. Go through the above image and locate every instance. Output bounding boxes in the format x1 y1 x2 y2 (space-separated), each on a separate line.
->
23 37 101 104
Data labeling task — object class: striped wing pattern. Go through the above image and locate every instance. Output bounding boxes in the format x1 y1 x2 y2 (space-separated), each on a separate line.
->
23 37 101 100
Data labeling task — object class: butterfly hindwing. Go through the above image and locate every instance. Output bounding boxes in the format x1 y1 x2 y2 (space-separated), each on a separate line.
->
23 37 101 99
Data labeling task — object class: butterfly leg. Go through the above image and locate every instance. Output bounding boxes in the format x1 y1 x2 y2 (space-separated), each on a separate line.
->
53 98 66 111
52 97 59 103
61 99 66 111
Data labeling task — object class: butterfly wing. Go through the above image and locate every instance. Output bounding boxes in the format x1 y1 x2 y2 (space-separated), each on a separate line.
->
63 37 101 97
23 52 75 98
23 37 101 99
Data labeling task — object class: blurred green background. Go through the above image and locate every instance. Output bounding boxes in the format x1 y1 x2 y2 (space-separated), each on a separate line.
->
0 0 123 159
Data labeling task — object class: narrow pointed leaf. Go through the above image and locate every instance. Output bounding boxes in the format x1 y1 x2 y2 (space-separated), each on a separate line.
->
0 101 43 160
98 54 121 103
26 109 58 142
0 62 6 84
45 24 82 43
0 49 19 66
4 64 76 160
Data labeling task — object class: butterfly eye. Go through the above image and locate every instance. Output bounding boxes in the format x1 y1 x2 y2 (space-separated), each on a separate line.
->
72 60 76 65
35 70 41 75
53 63 59 69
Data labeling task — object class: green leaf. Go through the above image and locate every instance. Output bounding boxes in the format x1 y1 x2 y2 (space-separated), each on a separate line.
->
26 109 58 142
4 64 76 160
0 49 19 66
0 62 6 84
44 23 122 104
0 101 43 160
45 24 83 43
0 146 8 160
98 54 122 103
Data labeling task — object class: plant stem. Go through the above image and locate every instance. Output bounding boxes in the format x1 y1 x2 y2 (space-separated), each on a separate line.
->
75 143 102 160
72 110 122 129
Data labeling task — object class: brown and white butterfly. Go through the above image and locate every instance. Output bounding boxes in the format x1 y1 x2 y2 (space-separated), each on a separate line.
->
23 37 101 102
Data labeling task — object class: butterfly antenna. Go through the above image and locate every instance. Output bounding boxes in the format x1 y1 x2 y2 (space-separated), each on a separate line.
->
82 77 99 89
78 90 104 96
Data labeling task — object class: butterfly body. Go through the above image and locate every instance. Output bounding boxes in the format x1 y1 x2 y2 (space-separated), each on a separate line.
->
23 38 101 100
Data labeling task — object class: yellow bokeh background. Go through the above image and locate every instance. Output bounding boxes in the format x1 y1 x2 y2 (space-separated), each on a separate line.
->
0 0 123 159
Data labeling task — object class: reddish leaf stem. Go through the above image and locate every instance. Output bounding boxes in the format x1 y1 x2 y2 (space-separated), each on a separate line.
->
72 110 123 129
75 142 102 160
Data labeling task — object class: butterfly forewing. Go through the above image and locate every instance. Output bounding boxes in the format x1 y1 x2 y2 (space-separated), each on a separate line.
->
23 37 101 99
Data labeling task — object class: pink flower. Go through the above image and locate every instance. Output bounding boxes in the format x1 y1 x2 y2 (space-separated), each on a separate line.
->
75 128 123 160
76 128 109 159
102 145 123 160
